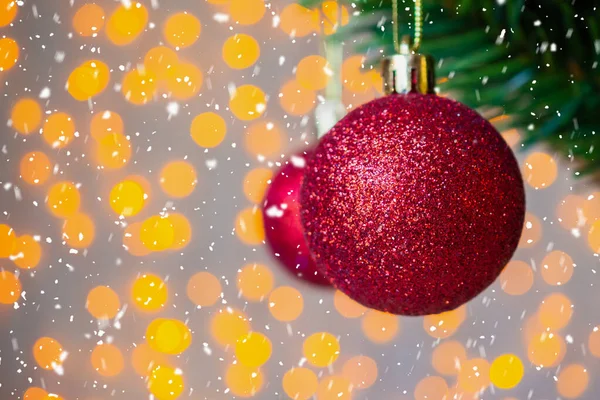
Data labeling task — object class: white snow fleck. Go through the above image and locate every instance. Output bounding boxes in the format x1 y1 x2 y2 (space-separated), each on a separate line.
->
167 102 180 120
265 205 284 218
54 51 65 63
206 159 217 169
213 13 229 23
39 87 51 99
290 155 306 168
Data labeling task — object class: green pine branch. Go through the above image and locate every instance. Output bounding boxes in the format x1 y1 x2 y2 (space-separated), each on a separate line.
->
302 0 600 174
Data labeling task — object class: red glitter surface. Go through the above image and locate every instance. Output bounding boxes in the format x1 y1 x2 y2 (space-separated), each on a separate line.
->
300 94 525 315
262 151 331 286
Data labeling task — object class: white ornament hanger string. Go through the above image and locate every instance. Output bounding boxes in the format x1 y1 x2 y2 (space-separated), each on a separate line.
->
319 6 343 102
314 5 346 138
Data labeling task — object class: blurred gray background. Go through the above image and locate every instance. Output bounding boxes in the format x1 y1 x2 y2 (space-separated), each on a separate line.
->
0 0 597 399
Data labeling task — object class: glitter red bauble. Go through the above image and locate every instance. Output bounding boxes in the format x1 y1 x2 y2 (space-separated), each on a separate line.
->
300 94 525 315
262 151 330 286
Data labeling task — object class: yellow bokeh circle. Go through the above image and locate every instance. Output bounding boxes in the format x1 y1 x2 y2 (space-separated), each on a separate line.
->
268 286 303 322
243 168 272 204
147 318 192 355
587 219 600 253
47 181 80 218
148 365 185 400
73 4 105 37
584 191 600 224
67 60 110 101
280 4 318 38
90 110 124 141
279 79 317 116
166 62 203 100
556 194 585 230
187 271 222 307
23 387 48 400
91 343 124 377
132 273 168 312
414 376 448 400
423 306 466 339
11 98 42 135
341 55 370 93
282 367 318 400
0 37 19 72
168 213 192 250
237 263 274 301
0 269 21 304
229 0 265 25
296 55 330 91
222 34 260 70
245 121 284 158
122 68 157 105
123 222 152 257
33 336 63 370
106 2 148 46
62 213 96 248
320 1 350 35
523 312 549 344
144 46 179 80
540 250 574 286
498 260 534 296
96 132 132 169
42 112 76 149
431 340 467 376
0 0 18 27
140 215 175 251
109 179 146 217
518 212 542 248
527 331 565 367
589 326 600 358
0 224 16 258
13 235 42 270
556 364 589 398
522 152 557 189
538 292 572 330
86 285 120 319
229 85 266 121
235 332 272 367
334 290 367 319
210 308 251 347
362 310 400 344
225 364 264 397
163 12 201 49
303 332 340 368
190 112 227 148
342 355 378 389
131 343 171 377
457 358 490 393
20 151 52 186
489 354 524 390
159 160 197 198
235 207 265 245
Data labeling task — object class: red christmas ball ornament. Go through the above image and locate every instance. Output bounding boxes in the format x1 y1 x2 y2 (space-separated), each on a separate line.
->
262 151 330 286
300 53 525 315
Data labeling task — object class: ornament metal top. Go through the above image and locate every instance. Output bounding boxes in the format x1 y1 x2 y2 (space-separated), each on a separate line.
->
381 36 435 95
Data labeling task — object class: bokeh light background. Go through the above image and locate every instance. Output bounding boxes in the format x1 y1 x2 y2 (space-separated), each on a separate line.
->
0 1 597 399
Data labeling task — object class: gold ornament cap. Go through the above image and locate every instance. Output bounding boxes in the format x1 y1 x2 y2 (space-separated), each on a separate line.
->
382 38 435 95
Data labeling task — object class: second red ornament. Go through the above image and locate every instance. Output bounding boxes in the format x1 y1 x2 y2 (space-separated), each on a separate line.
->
262 151 330 286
